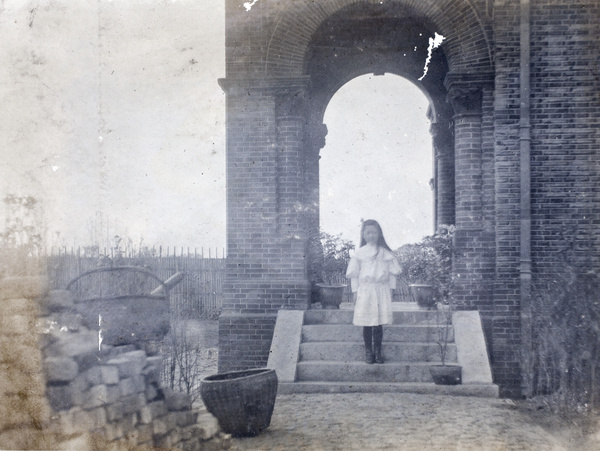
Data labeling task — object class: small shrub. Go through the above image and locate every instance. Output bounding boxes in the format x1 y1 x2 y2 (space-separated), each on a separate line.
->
434 304 454 366
395 225 454 302
308 231 354 286
319 232 354 285
160 318 203 403
525 225 600 413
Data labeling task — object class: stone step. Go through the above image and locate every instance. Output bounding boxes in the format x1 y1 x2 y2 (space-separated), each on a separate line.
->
304 309 443 325
278 381 499 398
299 341 457 363
296 361 441 383
301 324 454 343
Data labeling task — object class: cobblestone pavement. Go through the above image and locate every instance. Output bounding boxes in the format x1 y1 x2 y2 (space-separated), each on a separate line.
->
229 393 599 451
187 320 598 451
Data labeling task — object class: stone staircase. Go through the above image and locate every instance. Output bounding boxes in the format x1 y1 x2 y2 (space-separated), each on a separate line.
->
267 303 498 397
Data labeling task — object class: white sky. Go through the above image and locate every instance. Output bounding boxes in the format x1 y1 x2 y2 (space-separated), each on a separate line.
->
1 1 434 253
321 74 434 249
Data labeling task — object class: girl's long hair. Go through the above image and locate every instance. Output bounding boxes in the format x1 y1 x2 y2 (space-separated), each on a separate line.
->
359 219 392 251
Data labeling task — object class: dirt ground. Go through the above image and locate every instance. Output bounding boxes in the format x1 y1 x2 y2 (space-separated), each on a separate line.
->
188 320 600 451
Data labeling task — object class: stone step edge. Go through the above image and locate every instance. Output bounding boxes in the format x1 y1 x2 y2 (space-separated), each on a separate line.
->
303 324 451 328
298 359 458 365
300 341 455 345
277 381 499 398
296 361 455 368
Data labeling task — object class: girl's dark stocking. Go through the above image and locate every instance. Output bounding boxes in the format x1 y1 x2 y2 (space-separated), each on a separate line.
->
373 325 384 364
363 326 374 364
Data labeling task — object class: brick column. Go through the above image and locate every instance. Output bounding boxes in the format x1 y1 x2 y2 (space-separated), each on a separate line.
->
217 77 312 372
305 122 328 301
275 88 308 241
430 120 455 227
446 74 495 311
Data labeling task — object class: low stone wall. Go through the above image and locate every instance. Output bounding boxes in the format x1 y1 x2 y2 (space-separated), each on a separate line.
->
0 276 230 450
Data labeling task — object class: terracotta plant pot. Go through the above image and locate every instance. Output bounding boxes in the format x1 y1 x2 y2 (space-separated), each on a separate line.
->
316 283 346 309
200 368 278 437
429 365 462 385
409 284 436 310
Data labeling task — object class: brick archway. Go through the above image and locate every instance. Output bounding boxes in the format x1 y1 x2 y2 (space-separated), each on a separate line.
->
219 0 498 391
264 0 492 77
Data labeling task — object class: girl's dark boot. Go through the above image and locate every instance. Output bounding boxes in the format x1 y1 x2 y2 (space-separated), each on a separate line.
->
373 325 384 364
363 326 375 364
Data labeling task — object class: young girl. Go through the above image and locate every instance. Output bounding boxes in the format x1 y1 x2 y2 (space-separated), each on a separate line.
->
346 220 401 364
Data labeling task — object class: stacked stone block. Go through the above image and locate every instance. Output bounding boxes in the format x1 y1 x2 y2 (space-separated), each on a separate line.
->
0 279 229 451
38 288 230 450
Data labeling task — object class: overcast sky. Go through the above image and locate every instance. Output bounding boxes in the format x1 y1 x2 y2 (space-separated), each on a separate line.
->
1 1 433 254
321 74 433 249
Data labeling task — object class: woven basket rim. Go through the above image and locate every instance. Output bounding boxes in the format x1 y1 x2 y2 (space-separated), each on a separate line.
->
202 368 276 383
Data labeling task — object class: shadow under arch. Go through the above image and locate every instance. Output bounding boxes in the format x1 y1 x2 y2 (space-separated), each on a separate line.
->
265 0 493 77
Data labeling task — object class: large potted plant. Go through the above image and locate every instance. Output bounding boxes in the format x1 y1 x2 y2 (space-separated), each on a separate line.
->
395 225 454 309
429 302 462 385
313 232 354 309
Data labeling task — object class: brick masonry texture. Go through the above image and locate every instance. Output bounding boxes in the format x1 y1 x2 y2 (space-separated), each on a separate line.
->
221 0 600 398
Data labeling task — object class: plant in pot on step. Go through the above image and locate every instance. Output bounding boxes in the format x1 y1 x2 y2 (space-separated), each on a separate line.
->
429 302 462 385
395 225 454 309
313 231 354 309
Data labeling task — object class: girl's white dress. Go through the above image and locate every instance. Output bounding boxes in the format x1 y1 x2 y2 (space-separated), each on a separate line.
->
346 244 402 326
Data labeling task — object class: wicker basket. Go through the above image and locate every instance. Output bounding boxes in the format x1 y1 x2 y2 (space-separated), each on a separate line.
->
200 368 278 437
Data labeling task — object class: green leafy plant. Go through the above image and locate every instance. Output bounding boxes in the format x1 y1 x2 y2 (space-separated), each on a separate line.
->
318 232 354 285
395 225 455 302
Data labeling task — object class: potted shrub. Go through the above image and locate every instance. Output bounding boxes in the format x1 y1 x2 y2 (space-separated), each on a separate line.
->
429 302 462 385
312 232 354 309
395 225 454 309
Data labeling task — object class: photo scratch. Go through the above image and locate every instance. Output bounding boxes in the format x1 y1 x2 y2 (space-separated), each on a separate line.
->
98 314 103 351
418 32 445 81
243 0 260 12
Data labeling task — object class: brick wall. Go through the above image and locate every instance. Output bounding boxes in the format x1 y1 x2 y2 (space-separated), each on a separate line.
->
219 312 278 371
529 0 600 275
492 0 523 398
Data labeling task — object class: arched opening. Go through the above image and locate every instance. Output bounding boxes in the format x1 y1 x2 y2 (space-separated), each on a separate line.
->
219 0 508 393
320 73 434 248
302 3 456 258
